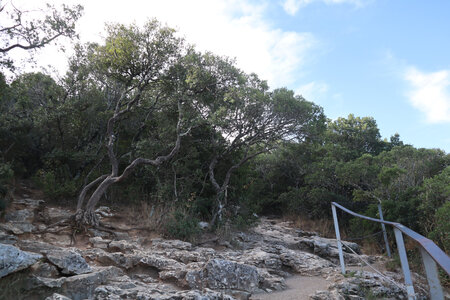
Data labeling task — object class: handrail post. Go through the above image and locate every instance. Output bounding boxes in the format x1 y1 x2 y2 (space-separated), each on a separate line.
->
393 227 416 299
420 247 444 299
378 203 391 257
331 203 346 274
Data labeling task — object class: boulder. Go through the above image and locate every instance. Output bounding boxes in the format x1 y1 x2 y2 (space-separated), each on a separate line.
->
279 247 335 276
46 249 92 275
0 243 43 278
204 259 261 293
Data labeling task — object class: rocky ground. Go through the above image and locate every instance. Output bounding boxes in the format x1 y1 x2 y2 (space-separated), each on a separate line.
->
0 192 437 300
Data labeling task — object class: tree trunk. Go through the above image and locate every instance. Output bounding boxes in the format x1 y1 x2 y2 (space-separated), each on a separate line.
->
75 176 115 227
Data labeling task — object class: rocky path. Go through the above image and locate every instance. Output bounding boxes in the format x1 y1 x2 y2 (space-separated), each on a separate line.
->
0 196 431 300
251 275 329 300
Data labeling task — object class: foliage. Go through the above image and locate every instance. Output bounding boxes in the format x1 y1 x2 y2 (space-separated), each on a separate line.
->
0 1 83 70
428 201 450 253
164 210 200 242
0 11 448 252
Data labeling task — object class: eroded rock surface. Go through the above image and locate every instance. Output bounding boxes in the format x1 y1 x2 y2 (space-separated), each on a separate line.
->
0 243 43 278
0 198 426 300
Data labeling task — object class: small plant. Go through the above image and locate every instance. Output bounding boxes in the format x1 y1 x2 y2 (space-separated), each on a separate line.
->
164 210 200 242
344 270 357 278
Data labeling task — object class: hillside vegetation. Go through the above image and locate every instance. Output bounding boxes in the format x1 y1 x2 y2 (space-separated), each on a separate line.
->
0 7 448 254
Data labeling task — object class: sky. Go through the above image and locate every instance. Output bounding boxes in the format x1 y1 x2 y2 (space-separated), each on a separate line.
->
4 0 450 152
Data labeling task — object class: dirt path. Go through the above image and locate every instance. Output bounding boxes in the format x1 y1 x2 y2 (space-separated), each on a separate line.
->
251 275 329 300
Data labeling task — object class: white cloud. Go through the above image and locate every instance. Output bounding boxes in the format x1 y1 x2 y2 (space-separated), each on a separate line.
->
282 0 367 16
404 67 450 123
7 0 317 89
296 81 329 101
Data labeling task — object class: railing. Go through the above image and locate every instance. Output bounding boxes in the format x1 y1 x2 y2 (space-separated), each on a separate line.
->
331 202 450 300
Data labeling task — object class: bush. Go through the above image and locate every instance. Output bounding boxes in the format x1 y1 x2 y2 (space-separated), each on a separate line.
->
0 163 14 212
429 201 450 253
164 210 200 242
33 169 78 200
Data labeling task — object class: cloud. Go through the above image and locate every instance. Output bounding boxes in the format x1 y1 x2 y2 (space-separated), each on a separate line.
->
9 0 317 89
282 0 367 16
296 81 329 101
404 67 450 123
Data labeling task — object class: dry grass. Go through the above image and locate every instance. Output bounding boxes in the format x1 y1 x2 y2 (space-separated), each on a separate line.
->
125 201 174 230
286 214 335 238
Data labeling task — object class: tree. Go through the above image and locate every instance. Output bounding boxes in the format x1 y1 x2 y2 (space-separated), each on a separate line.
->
186 55 325 224
327 114 384 161
0 1 83 70
74 21 190 227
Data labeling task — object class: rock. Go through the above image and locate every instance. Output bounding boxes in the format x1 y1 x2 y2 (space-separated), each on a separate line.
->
112 231 130 240
199 221 210 229
12 198 44 208
88 228 111 238
45 293 72 300
16 239 60 253
140 253 185 271
296 229 318 237
45 207 73 223
90 237 111 249
108 240 137 253
0 230 17 244
310 271 428 300
0 243 43 278
46 249 92 275
95 206 113 218
0 222 35 234
151 238 192 250
279 247 335 276
204 259 261 293
43 233 72 247
4 209 34 222
30 261 60 278
93 284 237 300
61 266 123 300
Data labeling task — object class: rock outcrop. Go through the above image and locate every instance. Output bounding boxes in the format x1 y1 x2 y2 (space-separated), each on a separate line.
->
0 197 428 300
0 243 43 278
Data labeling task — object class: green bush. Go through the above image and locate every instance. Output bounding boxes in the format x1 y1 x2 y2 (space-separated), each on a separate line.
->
429 201 450 253
164 210 200 242
0 163 14 212
33 169 78 200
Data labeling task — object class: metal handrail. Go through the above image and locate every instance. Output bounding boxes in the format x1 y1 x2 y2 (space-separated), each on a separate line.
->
332 202 450 275
331 202 449 300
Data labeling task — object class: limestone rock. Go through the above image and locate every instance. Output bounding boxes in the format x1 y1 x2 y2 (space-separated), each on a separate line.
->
46 249 92 275
0 230 17 244
0 243 43 278
16 239 60 253
279 247 335 276
90 237 111 249
4 209 34 222
108 240 137 253
30 261 60 278
45 293 72 300
151 238 192 250
204 259 261 293
95 206 113 218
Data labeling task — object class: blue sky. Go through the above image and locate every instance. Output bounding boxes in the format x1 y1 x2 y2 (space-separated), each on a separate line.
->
6 0 450 152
